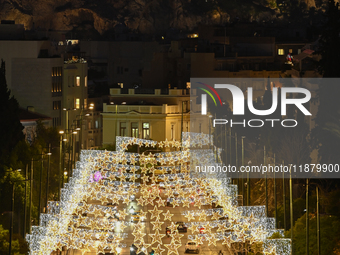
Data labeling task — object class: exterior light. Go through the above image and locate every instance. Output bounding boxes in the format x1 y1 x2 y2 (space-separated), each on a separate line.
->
59 130 64 134
63 108 67 111
64 171 68 176
72 131 77 134
85 113 90 116
122 102 126 105
63 138 67 142
47 153 52 156
76 127 80 131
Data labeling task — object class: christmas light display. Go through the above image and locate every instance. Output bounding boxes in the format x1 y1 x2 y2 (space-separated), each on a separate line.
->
26 134 291 255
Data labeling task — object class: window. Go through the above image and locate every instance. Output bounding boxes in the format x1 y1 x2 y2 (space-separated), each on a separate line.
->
120 122 127 136
278 49 284 55
76 76 80 86
298 49 301 54
84 99 87 109
95 120 99 129
118 83 124 88
75 98 80 109
142 123 150 139
53 101 61 110
131 122 139 138
84 76 87 87
171 124 175 140
289 49 293 54
52 67 62 97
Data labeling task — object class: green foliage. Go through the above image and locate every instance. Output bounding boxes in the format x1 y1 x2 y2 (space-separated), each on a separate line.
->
0 224 27 255
268 232 284 239
285 214 340 255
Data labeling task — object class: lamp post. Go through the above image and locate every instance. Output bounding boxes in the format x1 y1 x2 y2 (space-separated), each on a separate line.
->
45 144 52 211
264 146 268 217
58 130 64 200
283 160 286 231
241 136 245 206
273 154 277 228
306 178 309 255
290 165 294 253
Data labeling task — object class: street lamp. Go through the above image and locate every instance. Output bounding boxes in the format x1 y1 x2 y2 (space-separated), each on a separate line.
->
58 131 64 200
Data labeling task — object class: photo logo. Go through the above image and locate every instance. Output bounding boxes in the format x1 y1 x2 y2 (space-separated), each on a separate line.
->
200 84 312 116
197 82 223 115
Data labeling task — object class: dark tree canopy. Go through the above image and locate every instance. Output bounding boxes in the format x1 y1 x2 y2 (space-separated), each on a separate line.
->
0 60 24 172
312 0 340 164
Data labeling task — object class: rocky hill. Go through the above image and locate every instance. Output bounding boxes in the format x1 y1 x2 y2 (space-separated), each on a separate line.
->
0 0 322 36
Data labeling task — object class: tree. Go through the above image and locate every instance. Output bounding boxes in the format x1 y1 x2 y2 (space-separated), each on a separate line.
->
311 1 340 164
285 214 340 255
0 60 25 173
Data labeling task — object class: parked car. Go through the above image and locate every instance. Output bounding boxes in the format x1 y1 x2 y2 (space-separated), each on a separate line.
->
185 241 200 253
176 222 187 233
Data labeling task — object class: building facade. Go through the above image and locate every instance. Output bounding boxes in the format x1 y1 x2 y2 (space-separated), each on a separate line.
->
102 88 196 146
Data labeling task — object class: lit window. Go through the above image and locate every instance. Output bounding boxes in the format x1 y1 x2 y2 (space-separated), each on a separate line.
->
118 83 124 88
278 49 284 55
120 122 127 136
143 123 150 139
76 76 80 86
85 76 87 87
131 122 139 138
75 98 80 109
84 98 87 109
289 49 293 53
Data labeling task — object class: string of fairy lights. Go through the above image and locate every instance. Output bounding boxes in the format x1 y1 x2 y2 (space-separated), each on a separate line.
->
26 133 291 255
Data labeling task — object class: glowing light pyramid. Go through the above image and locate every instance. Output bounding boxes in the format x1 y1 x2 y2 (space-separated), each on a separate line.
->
26 133 291 255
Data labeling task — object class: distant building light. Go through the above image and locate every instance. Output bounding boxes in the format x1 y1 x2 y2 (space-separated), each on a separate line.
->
122 102 127 105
